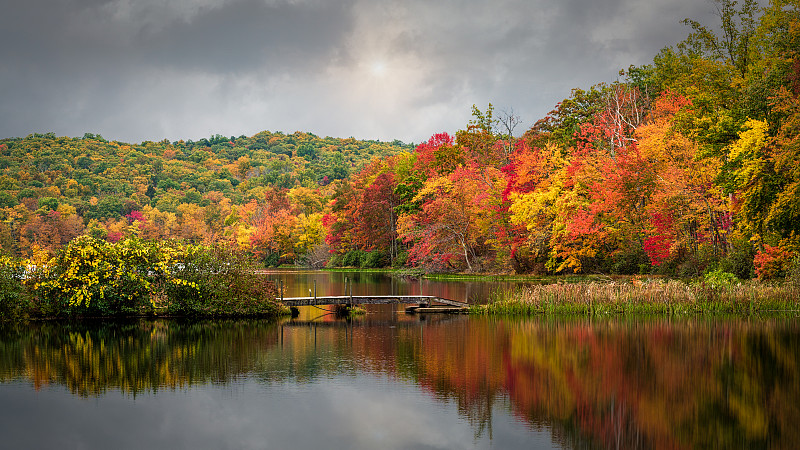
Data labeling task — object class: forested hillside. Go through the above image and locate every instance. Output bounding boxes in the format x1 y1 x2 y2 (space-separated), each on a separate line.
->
2 0 798 279
0 131 411 265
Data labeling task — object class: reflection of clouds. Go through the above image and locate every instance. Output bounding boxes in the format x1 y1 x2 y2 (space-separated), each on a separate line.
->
0 375 553 449
307 377 472 449
262 375 555 449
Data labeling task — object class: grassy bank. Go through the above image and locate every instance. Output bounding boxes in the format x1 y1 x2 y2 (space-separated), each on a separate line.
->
471 279 800 316
322 267 402 274
323 267 599 282
420 272 608 283
323 268 639 284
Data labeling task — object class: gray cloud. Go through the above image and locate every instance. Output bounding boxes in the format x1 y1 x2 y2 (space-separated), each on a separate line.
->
136 0 355 73
0 0 746 144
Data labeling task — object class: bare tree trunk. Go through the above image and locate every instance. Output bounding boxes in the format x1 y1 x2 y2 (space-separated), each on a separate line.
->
462 240 473 271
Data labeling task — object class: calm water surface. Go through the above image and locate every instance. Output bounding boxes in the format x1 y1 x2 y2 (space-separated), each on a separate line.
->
262 268 528 303
1 310 799 449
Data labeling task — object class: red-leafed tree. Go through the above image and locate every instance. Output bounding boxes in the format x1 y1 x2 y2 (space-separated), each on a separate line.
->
398 165 497 272
413 133 463 177
356 170 399 259
323 156 404 265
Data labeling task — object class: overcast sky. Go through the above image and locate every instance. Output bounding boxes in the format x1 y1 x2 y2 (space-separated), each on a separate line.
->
0 0 738 144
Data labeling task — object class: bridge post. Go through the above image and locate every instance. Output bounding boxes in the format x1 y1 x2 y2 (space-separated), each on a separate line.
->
314 280 317 300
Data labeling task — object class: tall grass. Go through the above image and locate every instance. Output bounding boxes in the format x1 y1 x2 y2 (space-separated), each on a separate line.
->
421 273 595 283
471 279 800 316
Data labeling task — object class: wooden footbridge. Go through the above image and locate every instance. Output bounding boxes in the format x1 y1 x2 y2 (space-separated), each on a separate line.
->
276 279 469 313
279 295 469 313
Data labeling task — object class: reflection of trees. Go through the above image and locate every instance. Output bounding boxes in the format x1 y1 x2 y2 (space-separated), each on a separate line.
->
392 318 506 440
489 318 799 449
0 320 280 396
1 317 798 448
389 317 800 449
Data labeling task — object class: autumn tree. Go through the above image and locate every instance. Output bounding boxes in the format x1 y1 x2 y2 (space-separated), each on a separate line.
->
19 204 84 255
680 0 759 76
398 172 487 271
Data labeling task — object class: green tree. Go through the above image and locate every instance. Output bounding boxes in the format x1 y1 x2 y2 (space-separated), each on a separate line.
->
680 0 759 76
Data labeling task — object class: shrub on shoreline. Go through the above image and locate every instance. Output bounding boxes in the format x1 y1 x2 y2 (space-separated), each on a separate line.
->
0 237 286 320
0 256 30 320
164 244 286 317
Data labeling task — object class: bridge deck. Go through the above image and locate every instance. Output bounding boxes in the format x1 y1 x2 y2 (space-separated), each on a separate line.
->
279 295 468 308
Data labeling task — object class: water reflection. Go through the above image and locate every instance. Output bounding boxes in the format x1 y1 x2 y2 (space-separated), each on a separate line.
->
0 320 280 396
1 316 798 449
262 269 528 303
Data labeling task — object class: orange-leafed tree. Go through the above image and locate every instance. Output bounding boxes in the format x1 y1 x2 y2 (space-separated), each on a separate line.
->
638 92 727 267
19 205 84 255
398 166 493 272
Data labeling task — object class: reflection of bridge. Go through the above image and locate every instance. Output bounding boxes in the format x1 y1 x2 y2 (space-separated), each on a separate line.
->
279 295 469 313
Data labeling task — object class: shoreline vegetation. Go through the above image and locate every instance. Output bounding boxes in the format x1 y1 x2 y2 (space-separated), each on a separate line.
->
323 266 601 282
0 236 288 321
324 267 800 316
2 239 799 321
317 267 800 316
471 279 800 316
417 269 800 316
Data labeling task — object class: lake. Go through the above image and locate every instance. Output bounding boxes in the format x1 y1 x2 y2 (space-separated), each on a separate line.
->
262 268 528 304
0 271 798 449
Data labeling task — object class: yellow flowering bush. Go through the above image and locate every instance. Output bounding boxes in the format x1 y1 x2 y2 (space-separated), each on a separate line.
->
23 237 279 318
29 236 197 316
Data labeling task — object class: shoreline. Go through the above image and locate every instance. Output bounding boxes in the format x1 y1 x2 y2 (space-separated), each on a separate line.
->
469 279 800 316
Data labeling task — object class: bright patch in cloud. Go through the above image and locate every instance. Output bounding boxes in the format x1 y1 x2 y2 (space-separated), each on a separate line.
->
369 61 387 77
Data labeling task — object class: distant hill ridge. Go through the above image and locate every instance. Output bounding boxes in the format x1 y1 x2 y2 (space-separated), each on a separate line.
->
0 130 412 259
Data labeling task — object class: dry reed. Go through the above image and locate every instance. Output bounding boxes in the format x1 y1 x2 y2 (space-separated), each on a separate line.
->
472 279 800 316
